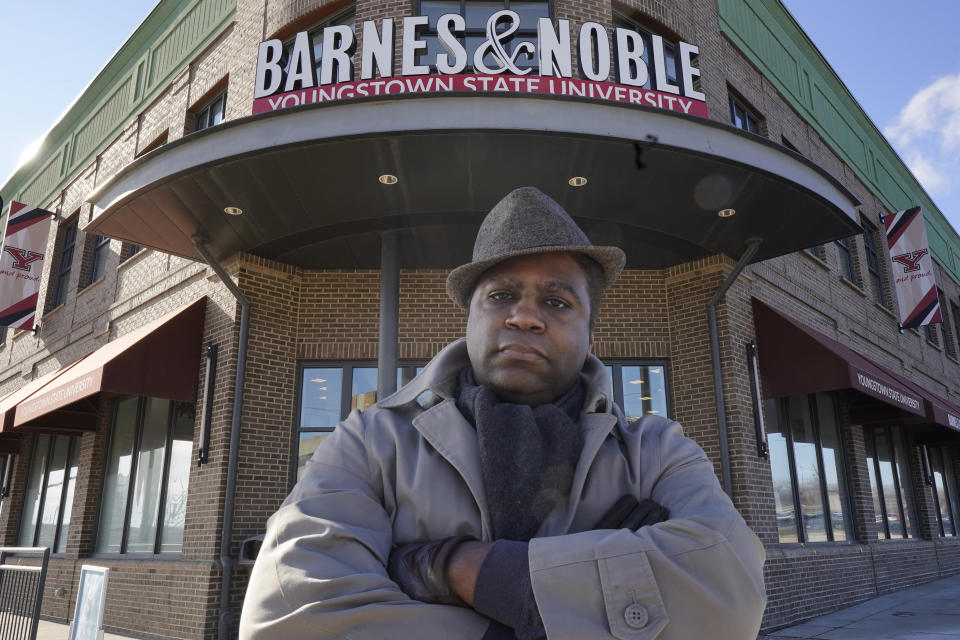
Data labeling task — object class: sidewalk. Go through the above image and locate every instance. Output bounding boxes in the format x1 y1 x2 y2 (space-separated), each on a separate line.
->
761 572 960 639
36 619 138 640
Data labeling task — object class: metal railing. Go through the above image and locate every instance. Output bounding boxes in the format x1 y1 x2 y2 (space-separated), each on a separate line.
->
0 547 50 640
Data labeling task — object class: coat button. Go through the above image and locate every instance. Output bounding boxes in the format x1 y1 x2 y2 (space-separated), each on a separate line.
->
624 603 648 629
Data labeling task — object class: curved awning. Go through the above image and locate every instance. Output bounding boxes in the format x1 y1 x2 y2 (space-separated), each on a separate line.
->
86 93 860 269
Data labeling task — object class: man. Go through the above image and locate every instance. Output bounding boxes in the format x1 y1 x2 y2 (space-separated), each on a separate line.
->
240 187 766 639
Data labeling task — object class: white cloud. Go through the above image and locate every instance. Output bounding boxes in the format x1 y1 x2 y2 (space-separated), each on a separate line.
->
884 72 960 150
883 73 960 198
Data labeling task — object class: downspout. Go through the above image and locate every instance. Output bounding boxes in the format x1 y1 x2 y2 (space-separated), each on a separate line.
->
192 236 250 640
708 237 762 499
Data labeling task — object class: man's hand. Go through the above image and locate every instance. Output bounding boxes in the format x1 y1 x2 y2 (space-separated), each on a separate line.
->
386 535 485 605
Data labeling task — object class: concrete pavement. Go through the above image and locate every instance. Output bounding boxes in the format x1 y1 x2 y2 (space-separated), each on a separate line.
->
30 572 960 639
761 572 960 640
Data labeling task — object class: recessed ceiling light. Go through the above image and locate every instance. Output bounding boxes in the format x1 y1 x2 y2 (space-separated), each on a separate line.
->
569 176 588 187
718 208 736 218
379 174 398 185
224 206 243 216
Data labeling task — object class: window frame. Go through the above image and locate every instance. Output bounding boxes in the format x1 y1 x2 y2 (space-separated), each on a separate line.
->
293 361 426 487
929 446 959 537
835 236 857 284
864 425 915 540
612 12 682 91
194 90 227 132
937 289 956 358
729 93 762 135
17 434 79 554
281 7 357 85
605 360 673 420
51 217 79 309
94 396 194 556
861 221 888 307
768 393 854 544
416 0 553 73
87 235 111 287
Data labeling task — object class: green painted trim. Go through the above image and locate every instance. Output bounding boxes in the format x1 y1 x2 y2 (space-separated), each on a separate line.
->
717 0 960 285
1 0 236 220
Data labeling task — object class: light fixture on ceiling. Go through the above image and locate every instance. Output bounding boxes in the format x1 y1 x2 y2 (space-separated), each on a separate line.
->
379 174 399 185
568 176 588 187
718 208 736 218
224 206 243 216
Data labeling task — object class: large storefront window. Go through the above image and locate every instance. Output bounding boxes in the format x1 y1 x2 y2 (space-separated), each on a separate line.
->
417 1 550 72
929 446 959 537
765 393 851 543
864 425 915 539
605 362 671 422
96 397 194 554
297 363 424 481
296 360 671 480
18 435 79 552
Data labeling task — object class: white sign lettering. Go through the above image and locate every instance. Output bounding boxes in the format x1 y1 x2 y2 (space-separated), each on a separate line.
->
253 11 707 116
855 372 921 411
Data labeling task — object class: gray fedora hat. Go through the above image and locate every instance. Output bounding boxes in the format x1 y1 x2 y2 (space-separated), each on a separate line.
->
446 187 626 309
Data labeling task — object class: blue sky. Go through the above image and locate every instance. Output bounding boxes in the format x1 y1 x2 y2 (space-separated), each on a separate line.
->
782 0 960 231
1 1 958 232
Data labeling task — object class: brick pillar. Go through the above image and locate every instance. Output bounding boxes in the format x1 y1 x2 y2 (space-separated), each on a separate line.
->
908 437 940 540
66 403 111 558
0 437 35 545
837 395 878 542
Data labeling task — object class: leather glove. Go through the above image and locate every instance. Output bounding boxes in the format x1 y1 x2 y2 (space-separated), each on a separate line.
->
594 495 669 530
387 535 476 605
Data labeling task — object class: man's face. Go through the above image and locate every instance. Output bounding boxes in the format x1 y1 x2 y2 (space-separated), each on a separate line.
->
466 252 594 406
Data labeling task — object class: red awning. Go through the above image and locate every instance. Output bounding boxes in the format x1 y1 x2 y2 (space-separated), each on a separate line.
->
0 360 87 434
752 299 926 417
11 297 206 431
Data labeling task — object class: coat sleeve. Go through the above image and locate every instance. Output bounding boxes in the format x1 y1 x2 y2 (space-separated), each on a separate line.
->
239 409 491 640
527 419 766 640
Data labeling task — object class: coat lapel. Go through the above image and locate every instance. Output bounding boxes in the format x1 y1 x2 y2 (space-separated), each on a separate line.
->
540 411 618 535
412 398 492 539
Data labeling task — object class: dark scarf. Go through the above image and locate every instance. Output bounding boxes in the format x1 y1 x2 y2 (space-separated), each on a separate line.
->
456 368 584 541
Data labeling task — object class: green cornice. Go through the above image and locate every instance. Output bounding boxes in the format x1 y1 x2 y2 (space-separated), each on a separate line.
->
1 0 236 218
717 0 960 285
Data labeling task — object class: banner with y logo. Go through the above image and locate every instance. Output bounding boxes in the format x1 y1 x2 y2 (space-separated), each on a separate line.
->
884 206 942 329
0 200 54 329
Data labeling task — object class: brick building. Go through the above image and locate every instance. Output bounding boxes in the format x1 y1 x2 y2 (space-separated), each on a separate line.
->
0 0 958 638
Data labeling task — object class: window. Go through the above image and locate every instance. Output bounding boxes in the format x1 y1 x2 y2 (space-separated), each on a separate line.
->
296 363 424 481
862 223 887 306
864 425 915 539
97 397 194 554
194 90 227 132
605 362 671 422
925 322 939 345
953 302 960 357
120 243 143 262
85 235 110 287
835 236 857 283
613 13 680 90
296 360 670 481
938 289 956 358
18 435 79 553
283 8 356 84
765 393 851 543
418 1 549 72
929 446 959 537
50 217 78 309
729 94 762 135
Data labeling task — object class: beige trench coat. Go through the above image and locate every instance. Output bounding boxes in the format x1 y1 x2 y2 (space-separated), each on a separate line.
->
239 339 766 639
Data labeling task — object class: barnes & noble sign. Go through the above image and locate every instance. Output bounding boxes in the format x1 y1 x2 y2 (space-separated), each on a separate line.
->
253 11 708 116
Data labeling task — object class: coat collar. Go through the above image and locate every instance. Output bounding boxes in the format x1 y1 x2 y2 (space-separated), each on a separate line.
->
378 338 615 418
380 339 621 539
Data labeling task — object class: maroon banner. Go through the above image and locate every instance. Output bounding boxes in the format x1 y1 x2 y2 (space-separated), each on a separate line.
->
253 73 710 117
884 207 941 328
0 202 53 330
